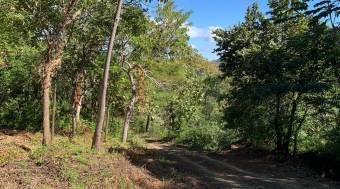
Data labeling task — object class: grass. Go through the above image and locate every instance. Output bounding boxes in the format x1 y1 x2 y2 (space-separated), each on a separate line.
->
30 146 51 166
0 131 164 189
118 176 135 189
128 134 146 149
74 154 88 164
70 183 86 189
61 166 79 183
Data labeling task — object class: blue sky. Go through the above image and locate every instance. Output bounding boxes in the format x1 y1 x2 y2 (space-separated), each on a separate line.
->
173 0 270 60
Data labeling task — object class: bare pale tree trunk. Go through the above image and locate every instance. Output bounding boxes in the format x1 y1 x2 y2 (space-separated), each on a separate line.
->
122 96 137 143
92 0 124 150
122 65 137 143
51 84 57 142
75 100 82 122
72 70 85 136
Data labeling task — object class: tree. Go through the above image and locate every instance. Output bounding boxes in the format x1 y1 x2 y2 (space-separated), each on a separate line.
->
121 63 138 143
9 0 82 146
214 1 336 158
92 0 124 150
0 0 42 130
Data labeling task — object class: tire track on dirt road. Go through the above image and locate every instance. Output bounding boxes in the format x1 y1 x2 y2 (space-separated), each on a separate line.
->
146 140 338 189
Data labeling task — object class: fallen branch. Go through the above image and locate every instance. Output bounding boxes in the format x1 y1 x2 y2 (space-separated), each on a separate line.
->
17 144 32 152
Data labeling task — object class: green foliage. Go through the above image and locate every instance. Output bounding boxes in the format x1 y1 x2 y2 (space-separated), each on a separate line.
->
2 0 337 169
150 1 192 59
176 124 237 151
31 147 52 166
0 30 42 130
61 166 80 183
148 122 168 139
214 1 339 157
0 0 224 152
128 134 146 149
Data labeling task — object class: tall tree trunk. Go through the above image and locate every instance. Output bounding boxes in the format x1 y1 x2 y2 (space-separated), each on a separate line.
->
72 70 85 136
51 84 57 142
104 106 110 142
122 66 137 143
92 0 124 150
42 56 63 146
42 70 52 146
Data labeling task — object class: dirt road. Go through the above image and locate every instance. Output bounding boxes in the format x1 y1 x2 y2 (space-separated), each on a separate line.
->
126 140 340 189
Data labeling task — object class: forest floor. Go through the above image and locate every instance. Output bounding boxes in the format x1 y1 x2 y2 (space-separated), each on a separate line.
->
0 130 165 189
1 129 339 189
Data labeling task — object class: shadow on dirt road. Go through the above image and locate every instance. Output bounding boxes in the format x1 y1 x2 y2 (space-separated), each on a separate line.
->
124 139 340 189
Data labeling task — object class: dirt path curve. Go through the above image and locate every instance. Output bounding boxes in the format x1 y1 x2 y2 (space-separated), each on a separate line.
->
137 140 339 189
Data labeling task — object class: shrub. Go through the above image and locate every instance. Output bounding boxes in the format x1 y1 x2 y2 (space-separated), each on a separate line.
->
176 124 238 151
128 134 146 149
148 123 168 139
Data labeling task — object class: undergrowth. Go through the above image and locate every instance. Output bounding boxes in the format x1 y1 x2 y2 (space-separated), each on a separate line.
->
0 132 162 189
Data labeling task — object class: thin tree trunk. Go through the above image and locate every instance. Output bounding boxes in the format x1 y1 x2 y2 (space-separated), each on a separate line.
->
51 84 57 142
42 70 52 146
122 64 137 143
72 99 83 136
72 70 85 137
92 0 124 150
122 95 137 143
75 99 82 122
145 113 151 132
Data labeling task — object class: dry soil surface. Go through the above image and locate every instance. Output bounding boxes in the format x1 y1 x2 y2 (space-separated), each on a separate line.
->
126 139 340 189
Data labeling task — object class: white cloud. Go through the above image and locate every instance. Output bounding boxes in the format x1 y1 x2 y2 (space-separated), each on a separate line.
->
190 44 197 49
187 25 222 43
187 26 209 39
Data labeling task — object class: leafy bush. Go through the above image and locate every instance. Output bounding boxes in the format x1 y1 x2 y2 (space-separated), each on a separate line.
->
130 115 146 133
78 119 95 134
128 135 146 149
176 124 238 151
58 115 72 131
148 123 168 139
108 118 124 138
